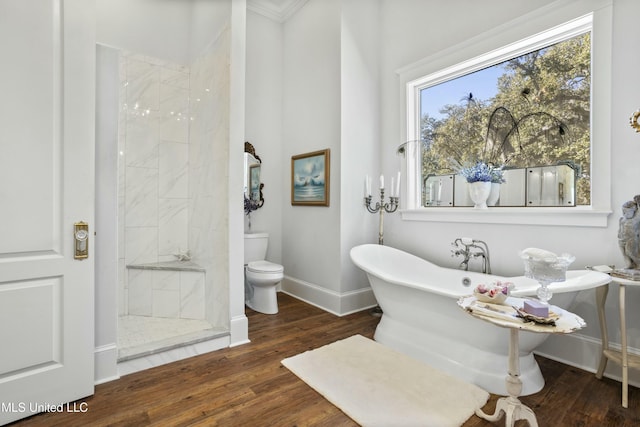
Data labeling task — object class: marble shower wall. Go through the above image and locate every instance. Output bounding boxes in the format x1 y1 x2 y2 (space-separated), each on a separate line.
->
189 27 231 329
116 27 231 330
118 52 193 316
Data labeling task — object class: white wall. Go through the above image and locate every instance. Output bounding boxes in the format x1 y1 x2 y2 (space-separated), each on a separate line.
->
281 0 343 297
190 0 232 60
97 0 231 65
245 11 284 264
96 0 191 65
339 0 381 298
228 0 249 346
271 0 379 314
95 44 120 383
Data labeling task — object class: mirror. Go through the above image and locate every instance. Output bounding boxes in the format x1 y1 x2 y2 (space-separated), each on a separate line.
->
244 142 264 211
424 164 576 207
526 165 576 206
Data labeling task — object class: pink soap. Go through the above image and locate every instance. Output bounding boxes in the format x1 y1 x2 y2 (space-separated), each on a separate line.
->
523 300 549 317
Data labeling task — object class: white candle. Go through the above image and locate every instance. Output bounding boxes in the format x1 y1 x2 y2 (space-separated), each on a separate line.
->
438 179 443 201
429 182 434 203
380 174 384 189
390 177 395 197
395 171 401 196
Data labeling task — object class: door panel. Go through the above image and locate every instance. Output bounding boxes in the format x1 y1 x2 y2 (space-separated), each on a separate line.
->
0 0 59 254
0 0 95 424
0 279 61 375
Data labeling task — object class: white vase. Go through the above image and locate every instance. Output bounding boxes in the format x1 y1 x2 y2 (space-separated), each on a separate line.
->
468 181 492 209
487 183 501 207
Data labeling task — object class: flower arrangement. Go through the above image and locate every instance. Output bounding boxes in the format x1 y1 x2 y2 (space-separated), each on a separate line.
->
244 195 258 216
454 160 506 184
458 161 493 183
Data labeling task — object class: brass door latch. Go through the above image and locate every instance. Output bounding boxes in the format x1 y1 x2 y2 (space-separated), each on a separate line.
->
74 221 89 259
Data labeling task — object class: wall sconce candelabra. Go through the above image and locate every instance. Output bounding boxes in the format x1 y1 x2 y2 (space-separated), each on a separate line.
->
364 174 400 245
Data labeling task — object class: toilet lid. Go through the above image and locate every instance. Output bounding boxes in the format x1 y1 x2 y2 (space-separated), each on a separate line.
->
247 260 283 274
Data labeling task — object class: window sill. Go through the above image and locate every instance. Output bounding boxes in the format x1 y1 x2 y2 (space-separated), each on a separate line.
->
400 206 612 227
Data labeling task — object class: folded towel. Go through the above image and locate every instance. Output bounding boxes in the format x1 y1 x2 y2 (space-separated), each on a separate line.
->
521 247 558 262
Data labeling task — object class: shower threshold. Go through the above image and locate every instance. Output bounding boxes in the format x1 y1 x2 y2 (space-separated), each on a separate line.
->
117 315 229 362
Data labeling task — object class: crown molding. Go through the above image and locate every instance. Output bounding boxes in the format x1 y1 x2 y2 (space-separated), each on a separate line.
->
247 0 309 23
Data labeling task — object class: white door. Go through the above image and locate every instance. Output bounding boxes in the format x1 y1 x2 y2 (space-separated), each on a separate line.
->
0 0 95 424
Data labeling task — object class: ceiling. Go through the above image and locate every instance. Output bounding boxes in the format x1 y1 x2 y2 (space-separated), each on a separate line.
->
247 0 309 23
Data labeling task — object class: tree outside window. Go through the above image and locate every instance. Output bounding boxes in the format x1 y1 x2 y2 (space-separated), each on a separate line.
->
419 32 591 206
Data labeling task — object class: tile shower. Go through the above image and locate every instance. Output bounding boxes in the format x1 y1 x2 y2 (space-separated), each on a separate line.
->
115 27 231 361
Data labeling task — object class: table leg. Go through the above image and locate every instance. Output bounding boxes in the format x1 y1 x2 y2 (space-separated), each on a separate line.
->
619 284 628 408
475 329 539 427
595 284 609 379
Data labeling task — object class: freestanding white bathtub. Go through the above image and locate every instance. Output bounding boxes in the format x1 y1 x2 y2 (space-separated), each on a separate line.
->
350 244 611 395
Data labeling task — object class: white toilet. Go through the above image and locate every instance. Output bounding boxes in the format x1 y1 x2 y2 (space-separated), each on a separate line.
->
244 232 284 314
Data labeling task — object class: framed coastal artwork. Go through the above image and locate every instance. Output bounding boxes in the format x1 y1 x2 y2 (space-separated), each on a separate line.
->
291 149 330 206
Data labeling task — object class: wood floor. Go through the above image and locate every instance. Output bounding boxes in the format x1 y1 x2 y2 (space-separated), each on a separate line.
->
9 293 639 427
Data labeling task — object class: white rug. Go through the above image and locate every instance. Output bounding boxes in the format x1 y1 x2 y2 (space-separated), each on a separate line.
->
282 335 489 427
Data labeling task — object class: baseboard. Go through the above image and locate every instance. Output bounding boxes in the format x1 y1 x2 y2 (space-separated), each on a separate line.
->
94 343 120 385
97 323 247 384
229 314 250 347
535 331 640 388
280 276 378 316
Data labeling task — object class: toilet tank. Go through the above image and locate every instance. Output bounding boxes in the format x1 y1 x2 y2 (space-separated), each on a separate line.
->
244 232 269 263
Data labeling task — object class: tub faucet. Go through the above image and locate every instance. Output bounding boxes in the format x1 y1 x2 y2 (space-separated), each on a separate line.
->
451 237 491 274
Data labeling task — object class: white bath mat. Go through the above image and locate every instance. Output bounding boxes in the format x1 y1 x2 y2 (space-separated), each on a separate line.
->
281 334 489 427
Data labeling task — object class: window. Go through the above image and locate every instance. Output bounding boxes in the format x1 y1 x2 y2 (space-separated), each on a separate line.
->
399 4 612 226
419 32 590 208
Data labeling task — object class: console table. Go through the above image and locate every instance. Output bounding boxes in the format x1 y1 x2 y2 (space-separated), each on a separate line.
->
459 296 586 427
595 276 640 408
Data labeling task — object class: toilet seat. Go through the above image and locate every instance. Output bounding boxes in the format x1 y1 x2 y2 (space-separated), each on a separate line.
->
247 260 283 274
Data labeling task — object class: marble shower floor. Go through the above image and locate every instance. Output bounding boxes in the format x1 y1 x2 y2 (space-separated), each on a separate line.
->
118 315 227 362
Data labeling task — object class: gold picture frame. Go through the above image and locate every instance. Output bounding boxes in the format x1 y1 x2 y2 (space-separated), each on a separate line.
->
291 149 330 206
